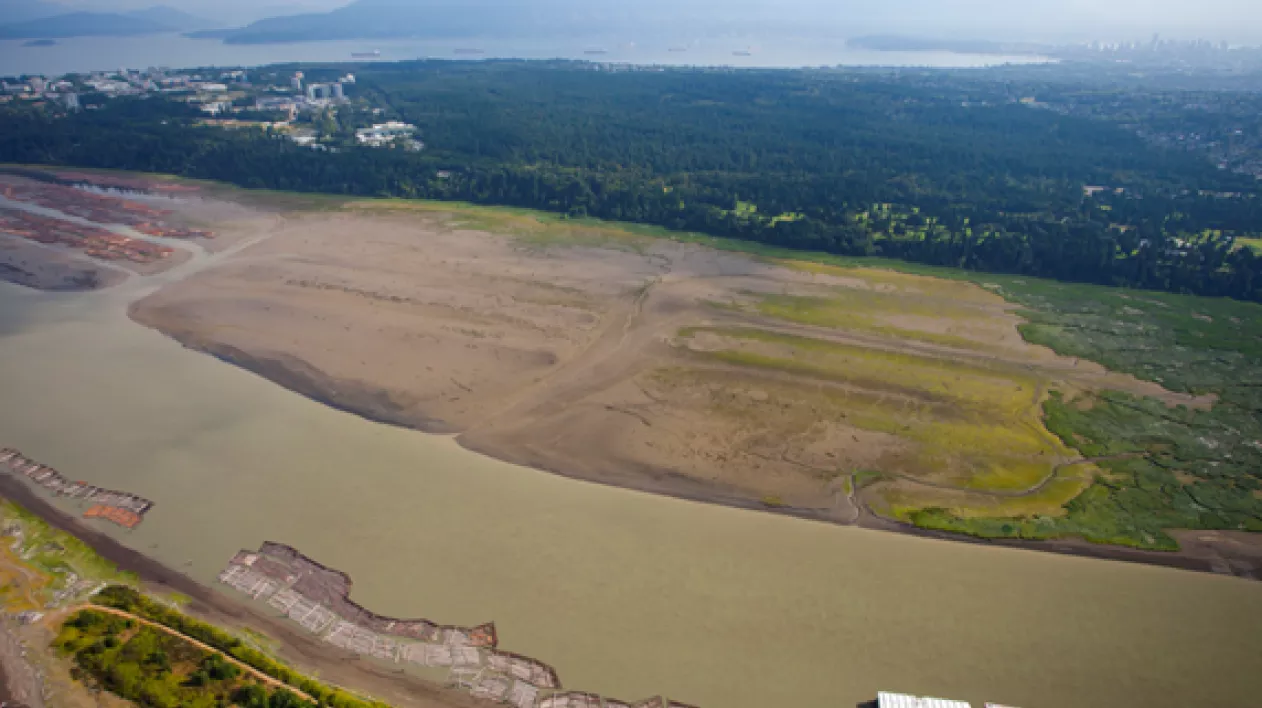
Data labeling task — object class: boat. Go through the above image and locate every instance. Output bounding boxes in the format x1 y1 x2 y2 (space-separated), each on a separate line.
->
351 50 382 58
583 49 608 55
668 47 688 52
453 48 485 55
732 49 753 56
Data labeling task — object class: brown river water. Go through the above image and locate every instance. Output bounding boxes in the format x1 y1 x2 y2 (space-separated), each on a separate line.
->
0 231 1260 708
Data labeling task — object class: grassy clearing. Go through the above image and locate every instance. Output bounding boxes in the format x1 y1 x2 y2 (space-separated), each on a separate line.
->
750 291 989 350
678 326 1071 493
0 500 137 613
876 461 1099 521
718 200 804 225
343 197 658 253
0 542 51 613
1232 236 1262 253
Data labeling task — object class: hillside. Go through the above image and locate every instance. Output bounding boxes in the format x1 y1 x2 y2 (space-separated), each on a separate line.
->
125 6 216 32
0 12 171 39
195 0 853 44
0 0 68 25
0 6 215 40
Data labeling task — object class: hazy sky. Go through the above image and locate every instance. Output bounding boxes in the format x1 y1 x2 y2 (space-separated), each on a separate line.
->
25 0 1262 41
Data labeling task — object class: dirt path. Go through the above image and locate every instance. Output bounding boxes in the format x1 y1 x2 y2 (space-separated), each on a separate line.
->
69 604 314 702
0 618 43 708
463 273 683 442
886 452 1144 500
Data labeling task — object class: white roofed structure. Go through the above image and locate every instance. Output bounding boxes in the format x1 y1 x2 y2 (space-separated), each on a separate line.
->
878 691 973 708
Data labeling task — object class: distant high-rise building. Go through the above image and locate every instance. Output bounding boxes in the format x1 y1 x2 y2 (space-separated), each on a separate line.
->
306 84 319 100
291 72 304 91
62 93 80 111
331 82 345 100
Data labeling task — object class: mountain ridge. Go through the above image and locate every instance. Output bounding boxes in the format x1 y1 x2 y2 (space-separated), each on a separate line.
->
0 5 217 40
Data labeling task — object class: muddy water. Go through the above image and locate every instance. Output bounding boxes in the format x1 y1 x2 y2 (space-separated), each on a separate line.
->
1 253 1260 708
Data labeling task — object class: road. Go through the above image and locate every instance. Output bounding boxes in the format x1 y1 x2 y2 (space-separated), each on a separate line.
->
74 604 315 703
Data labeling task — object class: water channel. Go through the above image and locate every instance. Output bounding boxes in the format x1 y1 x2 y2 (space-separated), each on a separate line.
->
0 213 1259 708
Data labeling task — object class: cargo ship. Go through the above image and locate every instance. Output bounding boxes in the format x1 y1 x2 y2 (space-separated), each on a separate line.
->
351 50 382 58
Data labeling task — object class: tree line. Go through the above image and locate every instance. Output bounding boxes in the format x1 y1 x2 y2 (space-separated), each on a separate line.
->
2 62 1260 301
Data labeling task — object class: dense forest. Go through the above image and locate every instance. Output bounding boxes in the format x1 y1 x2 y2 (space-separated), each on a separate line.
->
2 61 1261 300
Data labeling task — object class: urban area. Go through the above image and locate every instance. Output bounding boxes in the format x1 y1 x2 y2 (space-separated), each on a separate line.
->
0 65 422 152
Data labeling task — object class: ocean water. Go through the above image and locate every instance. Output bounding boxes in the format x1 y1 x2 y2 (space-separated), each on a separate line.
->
0 32 1051 76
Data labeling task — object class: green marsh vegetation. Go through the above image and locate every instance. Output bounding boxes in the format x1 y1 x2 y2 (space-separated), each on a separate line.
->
925 277 1262 549
55 608 315 708
91 586 389 708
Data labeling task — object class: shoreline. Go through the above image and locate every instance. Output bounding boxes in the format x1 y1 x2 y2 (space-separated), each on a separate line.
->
0 475 485 708
139 328 1259 582
7 162 1253 583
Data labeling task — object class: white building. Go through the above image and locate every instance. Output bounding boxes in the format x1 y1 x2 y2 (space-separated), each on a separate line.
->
355 121 417 147
199 101 233 116
307 83 334 101
331 82 345 100
877 692 975 708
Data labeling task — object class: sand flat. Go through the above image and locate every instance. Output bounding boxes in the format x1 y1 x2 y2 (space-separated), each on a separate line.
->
4 183 1262 708
127 196 1208 520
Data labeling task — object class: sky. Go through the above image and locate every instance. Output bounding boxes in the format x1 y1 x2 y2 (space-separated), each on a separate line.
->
17 0 1262 42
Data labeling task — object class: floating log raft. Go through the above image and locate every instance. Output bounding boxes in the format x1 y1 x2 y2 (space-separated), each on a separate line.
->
82 504 143 529
216 543 695 707
1 178 214 241
0 448 154 528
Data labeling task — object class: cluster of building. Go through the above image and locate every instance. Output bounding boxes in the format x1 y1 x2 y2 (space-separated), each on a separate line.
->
2 65 428 154
245 70 356 120
0 74 82 110
0 448 155 529
0 66 254 113
355 120 422 149
217 542 696 708
0 209 173 265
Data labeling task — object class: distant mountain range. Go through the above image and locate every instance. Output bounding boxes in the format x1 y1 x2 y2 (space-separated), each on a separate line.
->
126 5 217 31
191 0 591 44
0 5 217 40
188 0 835 44
0 0 70 24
